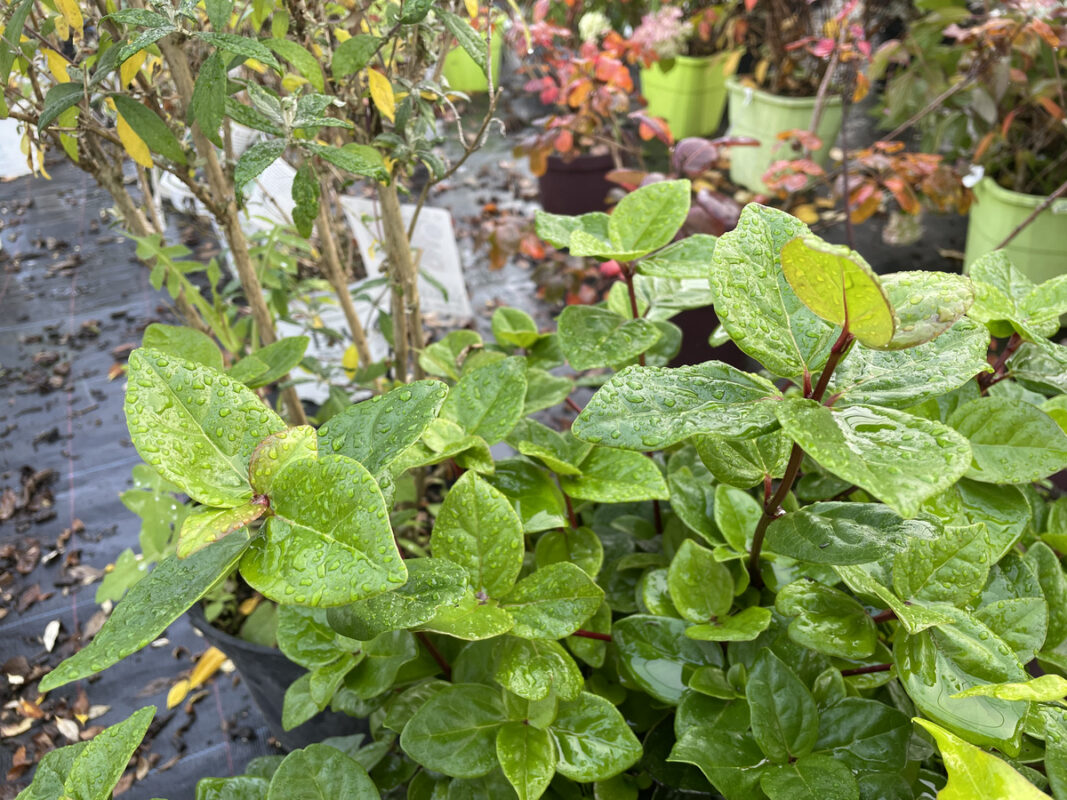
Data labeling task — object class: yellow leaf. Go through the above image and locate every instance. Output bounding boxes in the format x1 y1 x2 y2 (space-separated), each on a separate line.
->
121 49 146 88
342 344 359 379
281 74 306 93
334 27 351 43
238 596 261 616
792 203 819 225
188 647 228 689
754 59 769 86
246 58 267 73
166 679 190 709
53 15 69 42
116 112 153 168
464 0 479 17
44 49 70 82
55 0 83 35
368 69 395 122
722 49 742 79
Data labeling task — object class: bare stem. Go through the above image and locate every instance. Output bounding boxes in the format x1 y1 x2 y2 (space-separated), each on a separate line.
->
841 663 892 677
995 177 1067 251
572 629 612 642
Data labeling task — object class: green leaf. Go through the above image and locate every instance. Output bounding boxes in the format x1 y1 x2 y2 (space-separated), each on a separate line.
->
195 32 280 67
714 484 761 552
559 447 669 503
39 534 250 691
190 51 227 145
441 357 527 444
429 471 524 598
325 558 468 641
913 718 1051 800
32 707 156 800
892 522 990 606
881 270 974 349
948 396 1067 484
923 479 1031 560
968 250 1067 339
487 459 568 534
439 9 488 74
234 140 286 193
492 307 540 349
240 455 406 606
637 234 717 279
196 776 269 800
550 692 642 782
248 426 317 496
141 324 222 370
111 95 187 165
304 142 387 180
507 419 591 477
765 502 940 565
265 38 325 91
332 34 380 78
813 697 910 772
1027 542 1067 651
400 684 506 778
775 398 972 518
835 563 950 634
607 180 691 258
895 605 1027 751
694 430 791 489
557 306 661 371
318 380 448 475
0 0 34 90
781 235 895 348
686 606 773 642
668 728 767 800
342 629 418 700
418 330 482 380
668 539 733 623
290 162 319 238
177 501 265 558
534 210 601 249
832 318 990 408
502 562 604 639
495 637 584 702
229 336 310 389
125 349 286 507
535 528 603 579
760 753 859 800
666 448 719 544
496 722 556 800
746 649 819 762
276 605 357 670
952 674 1067 701
418 593 515 640
708 204 834 377
266 743 379 799
523 368 573 416
390 419 493 476
776 580 876 659
37 82 84 132
614 615 722 704
573 361 781 450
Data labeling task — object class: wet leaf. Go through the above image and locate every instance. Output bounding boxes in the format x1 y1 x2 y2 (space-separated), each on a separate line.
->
948 396 1067 484
557 307 662 371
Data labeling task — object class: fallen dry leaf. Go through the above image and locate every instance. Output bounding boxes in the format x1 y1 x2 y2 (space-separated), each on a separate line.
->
16 697 45 720
1 718 33 738
42 619 60 652
55 717 79 742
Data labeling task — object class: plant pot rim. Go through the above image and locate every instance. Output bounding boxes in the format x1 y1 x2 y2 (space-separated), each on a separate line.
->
187 601 276 656
973 175 1064 209
546 153 616 171
646 51 737 68
726 76 842 108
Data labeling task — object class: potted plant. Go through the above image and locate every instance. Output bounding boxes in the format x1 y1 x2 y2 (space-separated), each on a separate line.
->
26 179 1067 800
512 4 672 214
726 0 872 193
631 2 745 139
873 3 1067 283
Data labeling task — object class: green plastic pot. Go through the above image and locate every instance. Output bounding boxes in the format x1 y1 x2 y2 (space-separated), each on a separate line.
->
964 176 1067 284
442 32 503 94
725 77 842 194
639 53 734 139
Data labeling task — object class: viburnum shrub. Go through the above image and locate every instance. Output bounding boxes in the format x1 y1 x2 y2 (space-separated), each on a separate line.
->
24 181 1067 800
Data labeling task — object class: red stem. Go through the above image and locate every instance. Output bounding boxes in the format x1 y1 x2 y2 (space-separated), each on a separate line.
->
572 629 612 642
840 663 892 677
416 632 451 680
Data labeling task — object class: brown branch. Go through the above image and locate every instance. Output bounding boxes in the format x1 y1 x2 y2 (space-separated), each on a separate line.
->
841 663 892 677
995 177 1067 251
416 632 451 680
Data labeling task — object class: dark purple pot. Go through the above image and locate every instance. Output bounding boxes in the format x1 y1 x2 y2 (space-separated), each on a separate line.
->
538 154 616 215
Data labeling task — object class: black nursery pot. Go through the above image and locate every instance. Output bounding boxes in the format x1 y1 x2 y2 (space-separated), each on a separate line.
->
538 153 616 215
187 604 366 751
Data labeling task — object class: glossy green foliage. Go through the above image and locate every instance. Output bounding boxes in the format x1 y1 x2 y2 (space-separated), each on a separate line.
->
60 196 1067 800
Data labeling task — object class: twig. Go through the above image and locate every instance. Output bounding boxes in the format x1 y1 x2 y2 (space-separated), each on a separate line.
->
994 177 1067 250
841 663 892 677
416 632 451 679
870 609 896 624
572 629 611 642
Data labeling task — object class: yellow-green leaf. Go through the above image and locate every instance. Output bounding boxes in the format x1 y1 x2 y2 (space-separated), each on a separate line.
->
116 112 152 167
55 0 83 34
914 718 1051 799
781 235 895 348
368 68 395 122
951 674 1067 702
